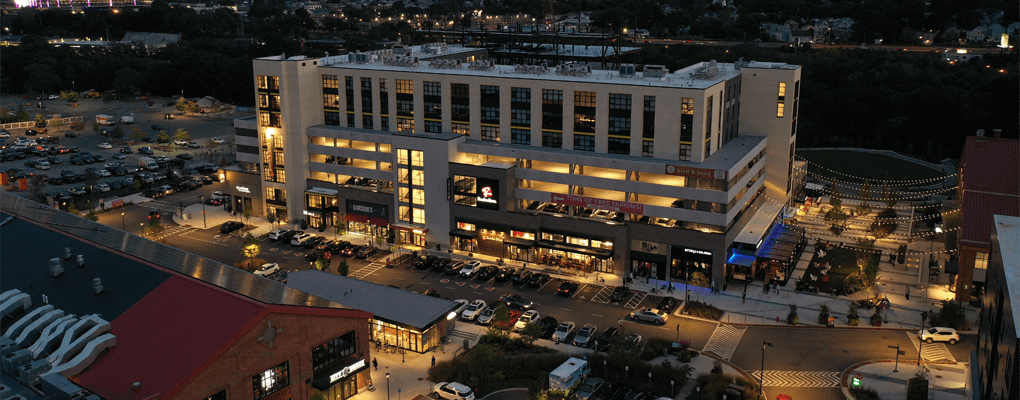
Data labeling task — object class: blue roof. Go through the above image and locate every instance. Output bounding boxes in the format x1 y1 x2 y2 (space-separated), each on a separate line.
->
727 253 757 267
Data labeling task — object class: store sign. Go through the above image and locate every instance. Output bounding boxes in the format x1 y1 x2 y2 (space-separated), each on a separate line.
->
664 165 727 180
631 240 667 255
476 178 499 210
684 248 713 256
481 229 505 242
551 193 645 214
236 185 251 193
329 359 367 383
347 200 388 219
303 210 320 216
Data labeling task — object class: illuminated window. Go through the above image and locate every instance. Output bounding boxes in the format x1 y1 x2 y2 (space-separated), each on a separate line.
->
410 150 424 167
397 118 413 132
411 170 424 186
252 361 289 399
396 79 413 94
574 91 596 107
412 208 426 224
975 252 988 270
778 82 787 97
257 75 279 90
511 230 535 240
322 75 338 89
323 93 339 108
412 188 425 205
458 222 476 231
452 123 470 135
777 102 785 117
398 168 409 184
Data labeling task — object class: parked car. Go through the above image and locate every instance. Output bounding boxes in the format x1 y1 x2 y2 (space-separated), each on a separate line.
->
432 258 455 272
303 236 327 249
573 324 597 347
138 147 154 155
458 261 482 277
290 233 315 246
414 255 439 270
513 310 540 332
557 281 581 296
443 261 466 275
552 321 576 343
498 294 533 310
919 327 959 344
630 308 669 325
98 143 113 149
575 377 607 400
610 286 632 302
476 306 497 325
268 229 289 241
254 263 281 277
211 137 226 144
354 246 372 259
596 327 619 351
527 272 550 287
111 153 126 160
494 267 516 281
433 382 475 400
451 299 470 318
536 316 558 339
475 265 499 280
511 269 533 284
219 221 245 234
656 297 680 313
120 146 133 154
177 153 192 160
94 183 111 192
461 300 487 321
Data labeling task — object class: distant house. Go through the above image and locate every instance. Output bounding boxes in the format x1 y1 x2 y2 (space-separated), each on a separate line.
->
986 23 1006 43
966 26 986 43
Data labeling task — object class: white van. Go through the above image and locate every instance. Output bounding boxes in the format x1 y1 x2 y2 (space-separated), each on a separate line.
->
138 157 159 172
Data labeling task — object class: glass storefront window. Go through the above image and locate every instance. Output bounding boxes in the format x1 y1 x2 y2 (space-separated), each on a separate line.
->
458 222 476 231
566 236 589 247
541 232 564 242
511 230 534 240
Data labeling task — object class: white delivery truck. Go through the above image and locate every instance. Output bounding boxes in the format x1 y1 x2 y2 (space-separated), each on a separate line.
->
548 357 590 397
120 115 134 124
96 114 116 126
138 157 159 172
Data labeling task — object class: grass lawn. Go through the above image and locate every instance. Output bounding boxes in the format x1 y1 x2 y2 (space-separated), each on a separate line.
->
802 247 881 294
797 149 944 183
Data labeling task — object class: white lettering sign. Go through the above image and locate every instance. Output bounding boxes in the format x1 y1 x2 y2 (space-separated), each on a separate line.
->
352 204 374 213
236 186 251 194
684 248 713 256
329 359 367 383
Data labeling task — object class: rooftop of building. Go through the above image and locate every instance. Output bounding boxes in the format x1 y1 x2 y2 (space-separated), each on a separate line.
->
959 134 1020 245
993 214 1020 337
287 270 459 330
260 44 798 90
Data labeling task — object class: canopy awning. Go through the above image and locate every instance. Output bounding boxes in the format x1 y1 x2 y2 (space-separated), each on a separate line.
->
726 252 757 267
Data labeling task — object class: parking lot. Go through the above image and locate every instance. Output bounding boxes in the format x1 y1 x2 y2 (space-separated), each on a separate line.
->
1 94 249 206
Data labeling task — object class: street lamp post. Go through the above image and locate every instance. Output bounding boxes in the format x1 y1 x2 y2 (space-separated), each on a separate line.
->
670 380 675 398
647 372 651 386
625 365 629 381
918 311 928 365
760 341 773 398
201 195 207 228
120 212 126 231
386 373 391 400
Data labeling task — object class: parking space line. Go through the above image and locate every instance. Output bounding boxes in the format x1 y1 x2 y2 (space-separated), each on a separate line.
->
624 292 647 309
591 287 612 303
570 284 588 299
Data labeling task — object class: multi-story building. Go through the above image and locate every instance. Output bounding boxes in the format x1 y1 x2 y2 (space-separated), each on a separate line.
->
956 132 1019 303
977 214 1020 400
233 44 801 285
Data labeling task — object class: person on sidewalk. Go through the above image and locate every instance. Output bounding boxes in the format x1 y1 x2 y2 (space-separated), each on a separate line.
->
431 355 436 367
905 288 910 300
373 357 378 370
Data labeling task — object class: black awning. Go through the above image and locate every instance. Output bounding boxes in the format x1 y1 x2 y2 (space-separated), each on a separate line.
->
504 237 536 247
311 358 370 390
450 229 477 239
536 240 613 259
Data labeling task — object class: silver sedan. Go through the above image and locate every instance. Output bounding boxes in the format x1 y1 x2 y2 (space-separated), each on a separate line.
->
629 308 668 324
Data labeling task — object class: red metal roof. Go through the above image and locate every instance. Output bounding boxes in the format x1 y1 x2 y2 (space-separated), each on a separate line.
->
960 136 1020 245
72 275 266 400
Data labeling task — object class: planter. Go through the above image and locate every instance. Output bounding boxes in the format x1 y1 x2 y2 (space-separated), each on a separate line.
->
871 319 882 327
847 318 859 326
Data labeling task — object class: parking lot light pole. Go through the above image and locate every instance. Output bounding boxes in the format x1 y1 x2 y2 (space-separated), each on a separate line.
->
761 341 773 397
201 195 207 228
120 212 125 231
386 373 391 400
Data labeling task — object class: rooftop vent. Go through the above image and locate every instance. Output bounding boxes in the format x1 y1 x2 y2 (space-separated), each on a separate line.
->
515 64 548 75
643 65 668 78
429 58 463 69
555 63 591 77
619 64 636 77
692 60 719 79
49 258 63 278
383 55 420 67
391 44 412 56
92 278 103 295
976 129 985 137
467 59 495 71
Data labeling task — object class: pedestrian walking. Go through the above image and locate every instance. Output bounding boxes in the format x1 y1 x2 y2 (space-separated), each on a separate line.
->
372 357 378 370
431 355 436 367
905 288 910 300
774 284 780 294
100 198 105 211
710 280 716 294
742 291 747 303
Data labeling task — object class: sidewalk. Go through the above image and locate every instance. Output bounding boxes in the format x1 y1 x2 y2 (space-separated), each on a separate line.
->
841 360 967 400
170 202 277 237
357 322 747 400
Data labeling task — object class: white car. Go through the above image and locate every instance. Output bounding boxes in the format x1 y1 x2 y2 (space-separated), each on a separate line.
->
211 191 225 200
458 261 482 277
461 300 487 321
94 183 111 192
0 131 9 139
452 299 469 317
95 169 111 177
291 233 315 246
35 161 50 170
919 327 960 344
174 139 188 146
186 141 201 148
552 321 575 343
630 308 669 325
513 310 540 332
476 306 497 325
268 229 288 241
254 263 281 277
98 143 113 149
47 94 59 100
433 382 475 400
211 137 225 144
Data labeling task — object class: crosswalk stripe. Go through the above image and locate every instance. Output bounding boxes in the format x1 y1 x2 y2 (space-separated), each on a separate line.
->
906 332 956 362
448 329 479 340
624 292 647 309
350 263 386 279
591 287 612 304
701 324 745 361
747 370 841 387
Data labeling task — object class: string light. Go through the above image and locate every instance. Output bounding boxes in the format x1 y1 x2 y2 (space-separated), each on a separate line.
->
812 185 956 201
795 157 957 185
805 171 959 191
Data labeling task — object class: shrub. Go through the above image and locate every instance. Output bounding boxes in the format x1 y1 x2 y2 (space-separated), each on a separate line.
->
824 209 848 221
871 309 883 325
787 304 799 325
931 300 969 330
685 300 724 320
871 208 899 238
817 304 830 324
830 222 848 235
850 387 882 400
847 303 860 326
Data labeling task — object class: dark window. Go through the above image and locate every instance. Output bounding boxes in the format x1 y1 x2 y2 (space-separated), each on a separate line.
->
344 77 355 112
481 85 500 101
542 110 562 130
542 89 563 105
424 101 442 119
511 128 531 145
511 109 531 126
644 96 655 112
451 83 469 99
312 331 357 372
380 92 389 114
252 361 290 400
481 107 499 124
381 116 390 131
608 116 631 136
542 131 562 148
363 115 374 129
204 390 227 400
609 93 631 110
608 137 630 155
424 81 442 96
452 104 470 122
324 111 340 126
642 140 653 157
512 87 531 103
573 134 594 151
679 144 692 161
361 77 372 91
397 100 414 117
424 120 441 133
481 126 499 141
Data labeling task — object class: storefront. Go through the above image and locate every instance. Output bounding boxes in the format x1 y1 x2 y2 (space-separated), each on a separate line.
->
311 357 371 400
305 188 340 230
504 231 536 262
630 240 669 282
450 221 537 262
220 167 264 218
345 200 390 237
754 223 806 285
725 250 757 283
229 185 255 216
535 231 613 273
670 246 714 288
394 224 428 248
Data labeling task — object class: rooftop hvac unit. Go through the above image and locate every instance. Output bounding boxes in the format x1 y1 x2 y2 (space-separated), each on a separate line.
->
644 65 668 78
392 45 411 56
0 383 10 399
92 279 103 295
18 359 51 386
49 258 63 278
619 64 635 77
352 53 370 63
1 349 32 375
7 394 26 400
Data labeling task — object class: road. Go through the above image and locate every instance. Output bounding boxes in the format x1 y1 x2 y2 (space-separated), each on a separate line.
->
637 37 1005 54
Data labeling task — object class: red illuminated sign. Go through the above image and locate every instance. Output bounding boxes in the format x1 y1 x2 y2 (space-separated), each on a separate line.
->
550 193 645 215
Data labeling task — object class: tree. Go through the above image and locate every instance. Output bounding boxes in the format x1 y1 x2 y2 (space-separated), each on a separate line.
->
520 324 543 345
111 126 124 139
243 200 253 226
50 118 63 132
157 130 171 144
786 304 798 324
176 96 187 113
829 183 842 211
882 185 898 207
145 215 165 240
60 90 79 103
860 180 873 201
112 67 145 97
102 91 116 104
34 114 47 129
932 300 968 330
817 304 830 324
241 232 261 270
92 122 100 132
174 128 191 144
490 303 512 334
67 202 79 215
266 211 277 229
85 210 99 221
28 174 48 203
337 259 350 276
314 258 330 271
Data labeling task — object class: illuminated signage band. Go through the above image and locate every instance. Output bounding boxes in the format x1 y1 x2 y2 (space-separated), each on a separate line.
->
550 193 645 215
329 359 367 383
684 248 713 256
477 186 497 204
236 185 251 193
664 165 727 180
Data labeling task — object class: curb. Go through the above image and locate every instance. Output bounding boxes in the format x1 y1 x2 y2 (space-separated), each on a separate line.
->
699 352 759 390
478 388 529 400
839 359 961 400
